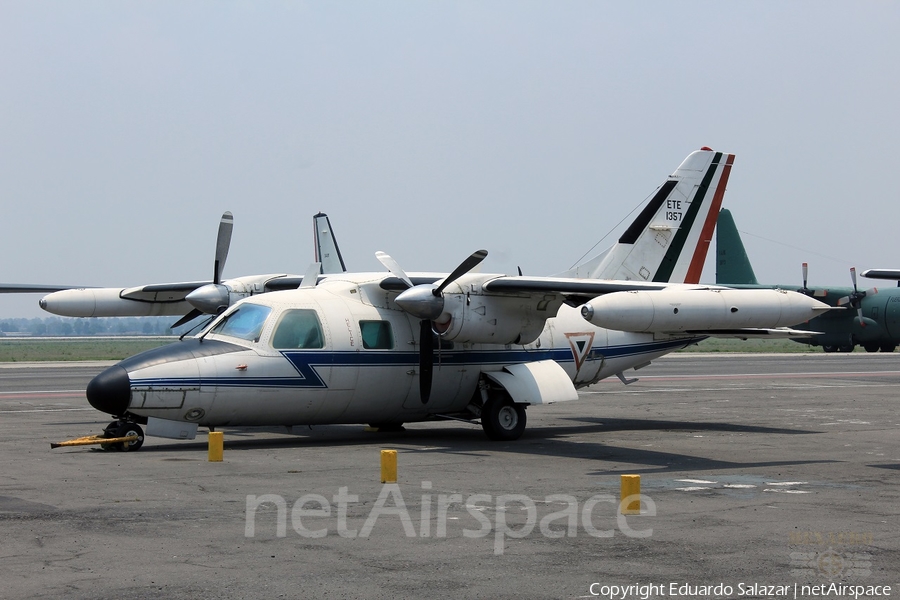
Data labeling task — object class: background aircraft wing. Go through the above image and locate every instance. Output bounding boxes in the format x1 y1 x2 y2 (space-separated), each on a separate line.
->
0 284 87 293
862 269 900 280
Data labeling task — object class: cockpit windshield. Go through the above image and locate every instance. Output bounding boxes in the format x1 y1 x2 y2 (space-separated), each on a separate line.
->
207 304 271 342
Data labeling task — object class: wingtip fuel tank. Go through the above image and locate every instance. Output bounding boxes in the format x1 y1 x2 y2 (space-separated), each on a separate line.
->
580 288 832 333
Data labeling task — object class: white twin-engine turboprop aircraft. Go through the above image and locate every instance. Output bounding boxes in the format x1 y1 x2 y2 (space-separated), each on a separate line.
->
84 148 831 450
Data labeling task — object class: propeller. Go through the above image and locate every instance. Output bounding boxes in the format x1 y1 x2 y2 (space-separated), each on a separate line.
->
376 249 488 403
838 267 866 327
799 262 810 295
171 212 234 329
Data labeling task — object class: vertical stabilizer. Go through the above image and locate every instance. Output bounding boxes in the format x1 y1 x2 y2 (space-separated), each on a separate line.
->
313 212 347 274
573 148 734 284
715 208 758 285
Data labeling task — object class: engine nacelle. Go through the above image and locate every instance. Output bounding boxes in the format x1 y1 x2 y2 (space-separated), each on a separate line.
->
580 288 831 332
436 290 563 345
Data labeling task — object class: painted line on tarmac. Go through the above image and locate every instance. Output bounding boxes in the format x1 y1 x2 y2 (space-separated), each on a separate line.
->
0 391 84 399
1 407 95 413
583 382 899 395
626 371 900 381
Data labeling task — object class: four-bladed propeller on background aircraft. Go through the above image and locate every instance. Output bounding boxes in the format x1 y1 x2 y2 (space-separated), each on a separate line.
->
376 249 488 403
171 212 235 329
838 266 872 327
799 262 874 327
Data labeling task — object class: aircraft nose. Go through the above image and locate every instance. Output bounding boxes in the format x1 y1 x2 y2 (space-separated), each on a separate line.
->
86 365 132 416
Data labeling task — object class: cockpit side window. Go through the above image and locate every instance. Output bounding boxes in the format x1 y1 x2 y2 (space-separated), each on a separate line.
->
272 309 325 349
360 320 393 349
209 304 271 342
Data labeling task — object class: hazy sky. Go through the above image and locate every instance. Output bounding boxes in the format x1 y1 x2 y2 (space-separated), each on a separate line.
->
2 1 898 318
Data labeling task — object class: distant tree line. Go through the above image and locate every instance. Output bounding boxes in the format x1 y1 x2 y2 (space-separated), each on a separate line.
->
0 316 197 337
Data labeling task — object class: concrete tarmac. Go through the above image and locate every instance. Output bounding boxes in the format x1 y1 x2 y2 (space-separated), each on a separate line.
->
1 354 898 599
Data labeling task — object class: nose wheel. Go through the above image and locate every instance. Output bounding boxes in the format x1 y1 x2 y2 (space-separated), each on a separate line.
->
101 420 145 452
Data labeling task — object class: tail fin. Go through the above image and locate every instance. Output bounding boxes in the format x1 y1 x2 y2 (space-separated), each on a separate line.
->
313 212 347 274
566 148 734 284
715 208 758 285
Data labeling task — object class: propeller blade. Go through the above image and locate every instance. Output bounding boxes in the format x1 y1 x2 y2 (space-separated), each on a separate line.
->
435 249 488 295
848 267 867 326
213 212 234 285
171 308 204 329
299 262 321 289
802 262 808 290
419 320 434 403
375 251 413 288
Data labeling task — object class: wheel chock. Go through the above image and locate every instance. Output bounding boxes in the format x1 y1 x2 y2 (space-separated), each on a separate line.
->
51 434 139 449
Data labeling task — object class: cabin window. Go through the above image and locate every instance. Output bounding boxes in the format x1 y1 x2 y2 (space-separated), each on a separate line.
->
210 304 271 342
360 320 393 349
272 309 325 349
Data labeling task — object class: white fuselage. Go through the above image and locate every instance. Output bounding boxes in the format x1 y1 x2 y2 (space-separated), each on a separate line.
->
117 274 697 428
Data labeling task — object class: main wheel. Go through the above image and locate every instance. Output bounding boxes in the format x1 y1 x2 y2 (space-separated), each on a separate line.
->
880 345 896 353
101 421 145 452
822 345 837 353
367 422 405 432
864 344 880 353
838 345 854 353
481 395 526 441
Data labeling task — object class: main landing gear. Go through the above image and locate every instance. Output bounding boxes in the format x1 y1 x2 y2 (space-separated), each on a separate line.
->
480 391 527 442
822 345 854 353
101 420 145 452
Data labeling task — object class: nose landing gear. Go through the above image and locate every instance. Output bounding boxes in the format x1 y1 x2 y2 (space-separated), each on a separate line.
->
101 420 145 452
51 420 145 451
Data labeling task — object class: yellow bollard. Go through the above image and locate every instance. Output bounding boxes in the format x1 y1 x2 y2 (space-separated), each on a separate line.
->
380 449 397 483
620 474 641 515
208 431 224 462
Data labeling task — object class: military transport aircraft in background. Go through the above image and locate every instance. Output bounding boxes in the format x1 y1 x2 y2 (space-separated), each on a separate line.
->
1 212 347 327
716 208 898 353
81 148 832 450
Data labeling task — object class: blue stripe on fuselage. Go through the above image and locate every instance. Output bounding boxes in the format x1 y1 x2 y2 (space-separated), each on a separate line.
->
129 337 696 391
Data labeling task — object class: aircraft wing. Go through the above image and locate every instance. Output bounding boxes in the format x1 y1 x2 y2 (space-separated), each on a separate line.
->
482 277 831 330
0 284 87 293
119 281 213 302
482 276 694 305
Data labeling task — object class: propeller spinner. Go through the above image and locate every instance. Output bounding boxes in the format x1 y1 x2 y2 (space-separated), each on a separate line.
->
376 249 488 403
171 211 234 328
